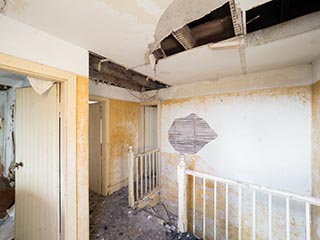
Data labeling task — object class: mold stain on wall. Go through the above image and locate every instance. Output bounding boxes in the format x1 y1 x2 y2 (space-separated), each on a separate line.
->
109 99 139 193
162 85 312 107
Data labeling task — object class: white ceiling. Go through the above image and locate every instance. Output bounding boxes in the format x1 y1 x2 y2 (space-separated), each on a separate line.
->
2 0 320 86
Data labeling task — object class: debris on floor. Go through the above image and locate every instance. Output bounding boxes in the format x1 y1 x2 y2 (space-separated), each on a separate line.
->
90 187 194 240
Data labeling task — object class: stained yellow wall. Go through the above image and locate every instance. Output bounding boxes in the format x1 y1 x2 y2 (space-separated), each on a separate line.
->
109 99 140 193
312 80 320 240
76 76 89 240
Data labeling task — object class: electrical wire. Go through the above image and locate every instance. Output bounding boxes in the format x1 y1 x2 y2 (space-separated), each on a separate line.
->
126 88 160 102
89 77 160 102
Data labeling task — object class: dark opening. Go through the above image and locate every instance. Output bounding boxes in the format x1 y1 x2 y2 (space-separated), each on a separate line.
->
246 0 320 33
153 2 235 59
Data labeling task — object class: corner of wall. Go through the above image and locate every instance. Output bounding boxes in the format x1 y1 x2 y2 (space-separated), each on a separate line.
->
312 80 320 239
312 57 320 84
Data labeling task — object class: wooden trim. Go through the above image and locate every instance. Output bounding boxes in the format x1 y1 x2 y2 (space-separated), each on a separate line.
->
0 53 74 82
0 52 87 240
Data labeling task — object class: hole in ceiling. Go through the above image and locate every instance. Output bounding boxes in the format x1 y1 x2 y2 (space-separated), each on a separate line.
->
151 0 320 61
246 0 320 33
153 2 235 60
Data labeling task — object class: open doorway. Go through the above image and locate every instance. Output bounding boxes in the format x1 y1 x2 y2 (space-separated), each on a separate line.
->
140 103 159 153
89 96 109 196
0 70 61 240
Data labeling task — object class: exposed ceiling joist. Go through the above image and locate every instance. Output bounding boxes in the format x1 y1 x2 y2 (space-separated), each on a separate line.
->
191 16 234 44
89 54 169 92
172 25 196 50
89 67 142 92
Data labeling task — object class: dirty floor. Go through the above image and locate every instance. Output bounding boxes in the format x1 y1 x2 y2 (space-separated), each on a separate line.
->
90 187 178 240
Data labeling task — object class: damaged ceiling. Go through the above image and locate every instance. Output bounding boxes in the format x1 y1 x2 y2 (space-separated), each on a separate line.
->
89 53 168 92
2 0 320 88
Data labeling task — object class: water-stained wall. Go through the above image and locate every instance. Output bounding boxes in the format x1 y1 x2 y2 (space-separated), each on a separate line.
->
109 99 140 193
312 80 320 239
160 86 312 239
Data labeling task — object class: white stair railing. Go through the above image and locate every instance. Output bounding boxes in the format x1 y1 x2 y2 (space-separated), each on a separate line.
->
177 154 320 240
128 146 161 207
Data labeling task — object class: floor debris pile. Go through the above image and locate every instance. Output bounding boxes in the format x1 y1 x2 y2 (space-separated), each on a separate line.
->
90 187 200 240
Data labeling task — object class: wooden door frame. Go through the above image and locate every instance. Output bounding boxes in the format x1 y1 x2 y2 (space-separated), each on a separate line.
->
0 52 89 240
140 101 161 152
89 95 110 196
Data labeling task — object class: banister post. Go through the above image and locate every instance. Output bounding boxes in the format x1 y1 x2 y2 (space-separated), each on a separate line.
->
128 146 135 208
177 154 188 232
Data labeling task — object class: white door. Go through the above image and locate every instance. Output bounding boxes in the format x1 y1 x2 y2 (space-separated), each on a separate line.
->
89 102 102 194
15 85 60 240
143 106 158 152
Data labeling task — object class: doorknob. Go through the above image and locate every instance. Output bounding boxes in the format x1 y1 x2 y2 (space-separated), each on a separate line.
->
14 162 24 170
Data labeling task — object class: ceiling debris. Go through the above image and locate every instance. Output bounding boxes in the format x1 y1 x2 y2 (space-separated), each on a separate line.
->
89 53 169 92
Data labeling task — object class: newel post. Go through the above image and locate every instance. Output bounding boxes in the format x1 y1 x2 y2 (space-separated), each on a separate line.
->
177 154 188 232
128 146 135 208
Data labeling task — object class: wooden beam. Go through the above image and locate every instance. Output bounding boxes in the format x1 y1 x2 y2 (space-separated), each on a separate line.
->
191 16 233 41
172 25 196 50
89 55 167 91
89 67 142 92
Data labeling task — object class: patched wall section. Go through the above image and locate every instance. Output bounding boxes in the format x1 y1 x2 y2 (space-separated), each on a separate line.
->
312 80 320 240
160 86 312 239
109 99 140 193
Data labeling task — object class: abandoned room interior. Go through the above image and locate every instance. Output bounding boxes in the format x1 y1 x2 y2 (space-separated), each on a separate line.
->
1 0 320 239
